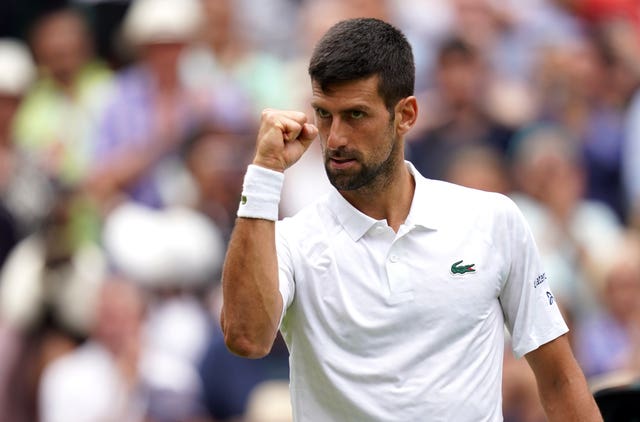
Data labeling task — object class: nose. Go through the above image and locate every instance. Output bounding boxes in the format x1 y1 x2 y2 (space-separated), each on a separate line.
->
326 117 348 150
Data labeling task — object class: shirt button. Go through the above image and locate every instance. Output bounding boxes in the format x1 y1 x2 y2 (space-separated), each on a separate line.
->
389 254 399 263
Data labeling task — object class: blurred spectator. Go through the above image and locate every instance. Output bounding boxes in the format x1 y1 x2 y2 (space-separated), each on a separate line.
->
392 0 455 92
502 345 546 422
0 204 17 268
574 231 640 380
70 0 133 68
233 0 301 59
180 125 253 241
102 200 226 420
0 189 107 422
38 277 148 422
502 295 577 422
532 25 640 222
509 124 625 318
443 144 511 195
39 197 226 422
244 380 293 422
622 23 640 229
0 0 68 39
408 37 516 181
179 0 291 115
555 0 640 42
449 0 583 83
0 39 55 266
198 328 290 422
87 0 241 210
13 6 113 186
101 200 224 292
625 92 640 229
0 188 106 342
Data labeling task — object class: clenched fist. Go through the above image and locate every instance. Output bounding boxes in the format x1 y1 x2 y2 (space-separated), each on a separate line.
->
252 109 319 172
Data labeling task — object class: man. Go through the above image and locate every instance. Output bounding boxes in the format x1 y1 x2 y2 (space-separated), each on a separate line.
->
221 18 602 421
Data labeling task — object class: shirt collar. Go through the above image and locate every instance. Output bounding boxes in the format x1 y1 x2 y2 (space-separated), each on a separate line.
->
327 161 441 241
404 161 442 231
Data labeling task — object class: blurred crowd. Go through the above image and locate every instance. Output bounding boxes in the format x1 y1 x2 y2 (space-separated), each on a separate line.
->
0 0 640 421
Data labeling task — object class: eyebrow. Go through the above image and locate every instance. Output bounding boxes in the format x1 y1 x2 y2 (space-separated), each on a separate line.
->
311 102 373 114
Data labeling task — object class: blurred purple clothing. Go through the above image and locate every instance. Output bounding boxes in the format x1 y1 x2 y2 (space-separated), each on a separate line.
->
575 312 632 378
92 65 248 208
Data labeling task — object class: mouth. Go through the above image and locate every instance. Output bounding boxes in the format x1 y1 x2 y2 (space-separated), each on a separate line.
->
328 157 357 170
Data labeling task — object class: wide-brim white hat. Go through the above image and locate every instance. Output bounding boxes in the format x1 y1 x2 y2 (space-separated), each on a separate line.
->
0 39 35 96
122 0 204 47
102 201 225 288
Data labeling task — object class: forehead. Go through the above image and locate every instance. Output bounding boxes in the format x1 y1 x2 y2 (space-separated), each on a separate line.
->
311 75 384 109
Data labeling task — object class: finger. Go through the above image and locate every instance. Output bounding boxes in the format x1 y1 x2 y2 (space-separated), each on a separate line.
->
299 123 318 142
274 117 304 143
264 109 308 123
262 109 308 129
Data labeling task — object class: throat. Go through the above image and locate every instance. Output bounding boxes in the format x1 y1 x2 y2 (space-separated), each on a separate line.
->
340 170 415 233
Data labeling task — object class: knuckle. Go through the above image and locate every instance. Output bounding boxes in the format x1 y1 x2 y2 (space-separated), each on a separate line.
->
261 108 274 121
293 111 307 122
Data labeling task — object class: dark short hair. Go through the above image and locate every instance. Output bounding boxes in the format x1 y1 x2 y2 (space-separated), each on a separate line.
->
308 18 415 111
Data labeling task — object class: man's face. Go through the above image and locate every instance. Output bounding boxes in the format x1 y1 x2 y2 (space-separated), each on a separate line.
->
311 76 400 192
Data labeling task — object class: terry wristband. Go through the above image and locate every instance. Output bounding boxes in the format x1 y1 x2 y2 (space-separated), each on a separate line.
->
237 164 284 221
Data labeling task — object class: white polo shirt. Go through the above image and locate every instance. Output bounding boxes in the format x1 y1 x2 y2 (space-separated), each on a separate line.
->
276 162 567 422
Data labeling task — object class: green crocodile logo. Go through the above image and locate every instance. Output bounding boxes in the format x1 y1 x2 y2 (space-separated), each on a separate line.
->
451 260 476 275
240 195 247 205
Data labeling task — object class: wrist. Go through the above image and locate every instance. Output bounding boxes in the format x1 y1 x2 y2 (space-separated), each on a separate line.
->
237 164 284 221
252 155 285 173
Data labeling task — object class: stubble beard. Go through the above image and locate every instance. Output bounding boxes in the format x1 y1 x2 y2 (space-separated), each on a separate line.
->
323 122 400 193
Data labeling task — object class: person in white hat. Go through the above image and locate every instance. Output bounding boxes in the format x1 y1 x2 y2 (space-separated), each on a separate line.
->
87 0 235 211
12 7 113 186
0 39 55 249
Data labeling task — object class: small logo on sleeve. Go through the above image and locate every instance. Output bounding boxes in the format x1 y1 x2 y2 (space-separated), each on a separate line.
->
533 273 547 288
451 260 476 275
546 291 555 305
240 195 247 205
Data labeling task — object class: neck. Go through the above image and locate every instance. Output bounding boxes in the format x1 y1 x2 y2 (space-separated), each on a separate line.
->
340 159 415 232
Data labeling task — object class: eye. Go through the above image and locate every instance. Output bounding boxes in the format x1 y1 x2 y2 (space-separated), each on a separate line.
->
350 110 365 119
315 108 330 119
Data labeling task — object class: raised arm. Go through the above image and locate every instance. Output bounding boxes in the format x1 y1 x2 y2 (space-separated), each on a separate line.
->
525 334 603 421
221 109 317 358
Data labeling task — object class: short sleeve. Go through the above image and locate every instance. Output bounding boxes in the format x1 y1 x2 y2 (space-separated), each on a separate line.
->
498 196 568 358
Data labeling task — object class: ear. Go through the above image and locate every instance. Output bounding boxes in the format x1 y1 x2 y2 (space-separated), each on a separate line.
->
394 96 418 136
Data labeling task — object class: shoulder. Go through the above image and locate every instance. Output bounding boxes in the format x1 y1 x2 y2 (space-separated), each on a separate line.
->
413 177 528 251
423 178 518 220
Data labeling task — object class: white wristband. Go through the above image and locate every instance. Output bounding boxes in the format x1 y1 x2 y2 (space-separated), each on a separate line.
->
237 164 284 221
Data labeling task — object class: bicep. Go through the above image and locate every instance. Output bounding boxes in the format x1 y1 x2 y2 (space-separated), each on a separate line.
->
525 334 582 389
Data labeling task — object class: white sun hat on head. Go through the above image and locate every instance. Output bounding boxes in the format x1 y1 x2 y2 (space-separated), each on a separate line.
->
0 39 35 96
122 0 204 47
102 201 225 288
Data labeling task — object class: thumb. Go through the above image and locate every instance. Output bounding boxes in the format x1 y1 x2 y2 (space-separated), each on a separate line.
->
298 123 318 147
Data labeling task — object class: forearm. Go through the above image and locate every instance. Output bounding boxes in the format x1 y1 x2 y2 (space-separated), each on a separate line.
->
221 217 282 358
526 335 603 422
220 108 317 358
536 360 602 421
